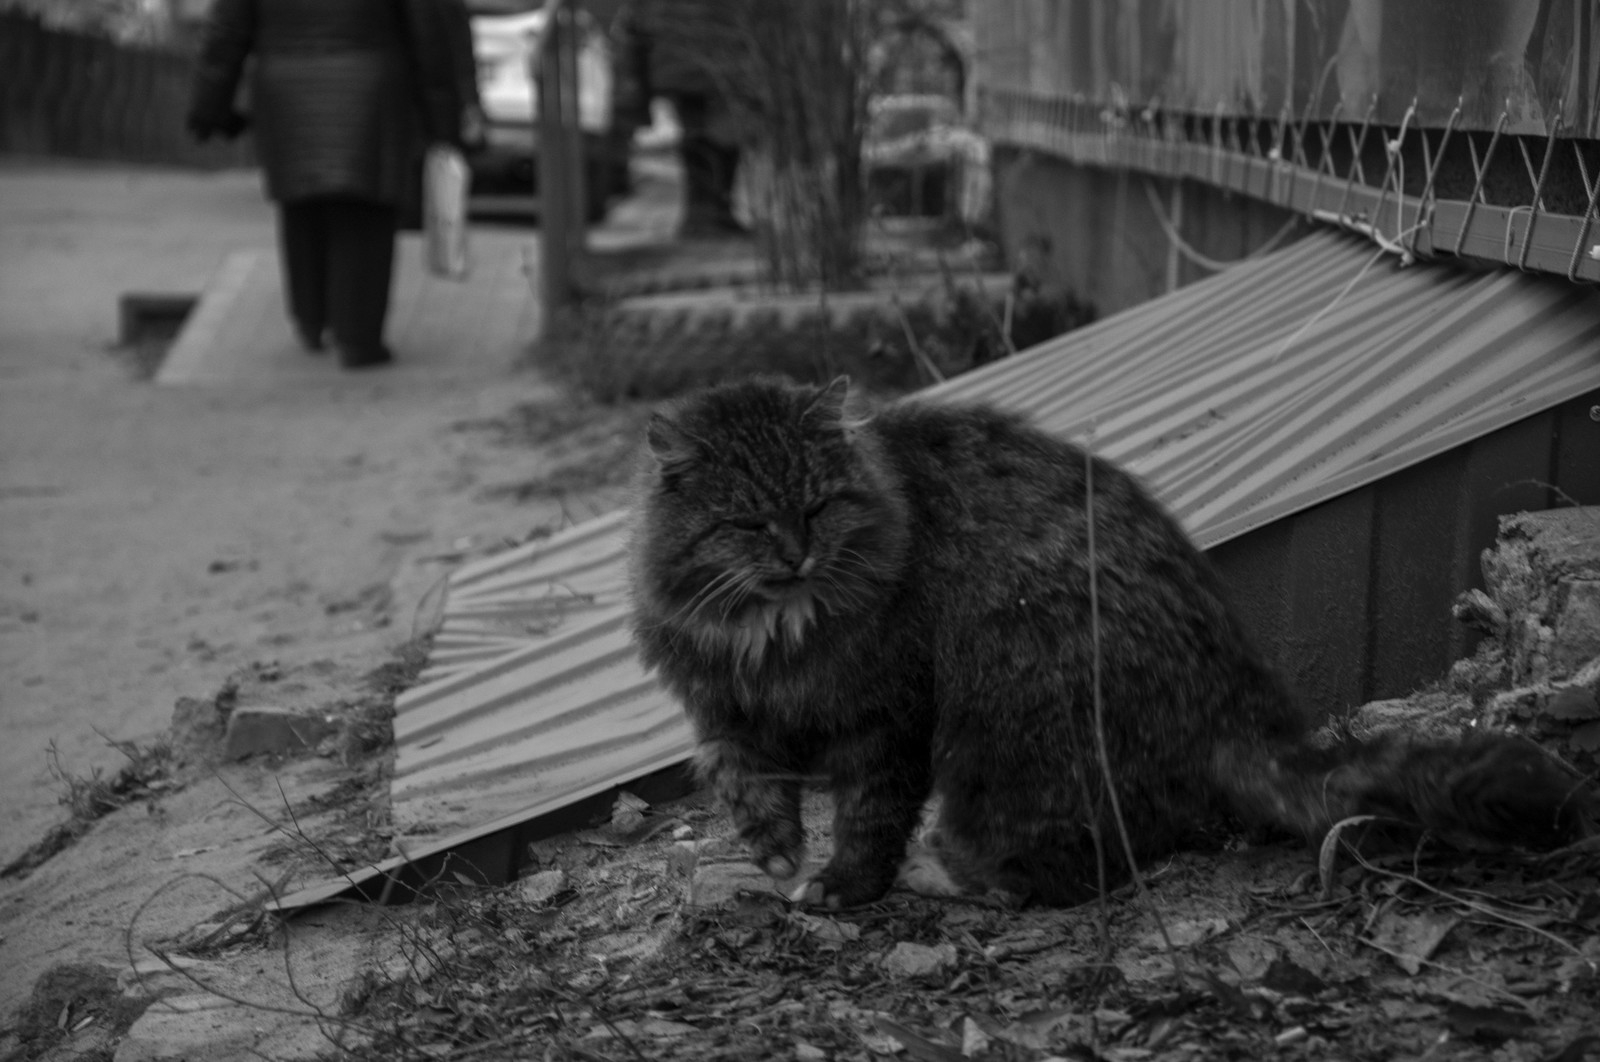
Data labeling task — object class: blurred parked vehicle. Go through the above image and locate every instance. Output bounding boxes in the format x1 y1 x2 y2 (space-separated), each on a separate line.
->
864 93 990 225
465 0 632 220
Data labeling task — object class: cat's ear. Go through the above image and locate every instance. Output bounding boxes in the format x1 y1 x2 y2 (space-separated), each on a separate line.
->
646 413 698 475
803 375 856 429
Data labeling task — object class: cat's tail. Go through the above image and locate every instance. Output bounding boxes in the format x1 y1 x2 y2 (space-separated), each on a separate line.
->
1213 730 1596 853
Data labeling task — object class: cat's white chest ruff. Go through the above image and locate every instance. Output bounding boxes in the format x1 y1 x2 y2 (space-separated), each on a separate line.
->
697 593 818 667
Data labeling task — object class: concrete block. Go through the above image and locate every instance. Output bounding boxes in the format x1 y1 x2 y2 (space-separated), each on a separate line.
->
117 293 196 346
1551 579 1600 676
222 706 336 760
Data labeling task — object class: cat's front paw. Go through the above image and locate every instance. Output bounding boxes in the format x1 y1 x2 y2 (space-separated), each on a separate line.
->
742 820 804 882
756 851 801 880
787 864 893 910
896 844 963 897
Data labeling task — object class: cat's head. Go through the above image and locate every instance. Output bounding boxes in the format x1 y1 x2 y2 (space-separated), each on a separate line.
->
631 376 908 665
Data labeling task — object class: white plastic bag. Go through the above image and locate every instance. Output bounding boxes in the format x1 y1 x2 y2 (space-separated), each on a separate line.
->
423 144 471 280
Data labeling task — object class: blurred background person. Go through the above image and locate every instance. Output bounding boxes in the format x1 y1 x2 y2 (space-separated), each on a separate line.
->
627 0 746 238
187 0 470 369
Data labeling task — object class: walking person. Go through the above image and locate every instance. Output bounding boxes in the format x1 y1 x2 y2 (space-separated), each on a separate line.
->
186 0 470 369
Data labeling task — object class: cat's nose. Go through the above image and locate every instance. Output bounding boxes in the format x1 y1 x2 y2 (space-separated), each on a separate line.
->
772 520 809 568
797 556 817 578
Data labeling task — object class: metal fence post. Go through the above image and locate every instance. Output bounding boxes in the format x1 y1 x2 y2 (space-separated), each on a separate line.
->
536 0 587 326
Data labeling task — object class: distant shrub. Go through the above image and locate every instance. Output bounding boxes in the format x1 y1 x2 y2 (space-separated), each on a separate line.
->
534 278 1094 404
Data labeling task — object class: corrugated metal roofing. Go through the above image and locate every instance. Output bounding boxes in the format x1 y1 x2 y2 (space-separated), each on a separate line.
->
275 228 1600 910
925 231 1600 547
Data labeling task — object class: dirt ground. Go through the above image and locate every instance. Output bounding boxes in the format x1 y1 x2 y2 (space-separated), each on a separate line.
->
5 159 1598 1062
0 159 645 1051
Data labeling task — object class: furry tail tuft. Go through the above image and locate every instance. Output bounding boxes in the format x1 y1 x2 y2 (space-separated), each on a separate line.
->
1214 731 1595 852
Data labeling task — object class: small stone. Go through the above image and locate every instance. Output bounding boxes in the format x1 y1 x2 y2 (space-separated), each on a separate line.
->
962 1016 992 1056
166 696 226 765
516 868 568 905
666 840 701 878
791 912 861 948
795 1042 827 1061
611 791 649 832
880 941 957 980
221 706 336 760
1141 917 1228 949
687 861 777 907
1542 685 1600 722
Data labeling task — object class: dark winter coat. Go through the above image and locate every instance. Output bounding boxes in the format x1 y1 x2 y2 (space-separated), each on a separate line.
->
188 0 462 206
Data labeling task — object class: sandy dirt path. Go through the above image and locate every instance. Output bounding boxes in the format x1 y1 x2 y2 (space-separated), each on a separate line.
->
0 162 576 1013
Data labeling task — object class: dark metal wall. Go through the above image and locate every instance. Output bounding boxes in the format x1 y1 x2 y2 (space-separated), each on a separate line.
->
1210 388 1600 719
989 143 1600 720
975 0 1594 136
994 144 1301 319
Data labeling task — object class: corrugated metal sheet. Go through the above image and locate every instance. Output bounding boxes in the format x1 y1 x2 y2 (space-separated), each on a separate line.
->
275 228 1600 910
923 231 1600 548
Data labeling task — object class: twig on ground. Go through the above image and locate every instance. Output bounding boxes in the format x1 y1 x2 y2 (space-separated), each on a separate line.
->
1085 430 1185 979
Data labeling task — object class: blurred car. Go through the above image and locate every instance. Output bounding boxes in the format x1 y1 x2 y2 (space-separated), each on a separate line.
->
864 94 989 224
465 0 632 220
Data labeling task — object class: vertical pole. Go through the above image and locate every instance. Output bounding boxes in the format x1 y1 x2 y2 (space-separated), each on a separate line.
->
1165 178 1182 292
563 2 588 240
538 2 571 320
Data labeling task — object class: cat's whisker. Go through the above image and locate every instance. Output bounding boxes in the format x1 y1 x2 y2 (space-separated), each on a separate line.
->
654 567 747 632
811 570 868 613
701 571 760 623
708 571 761 622
809 554 878 612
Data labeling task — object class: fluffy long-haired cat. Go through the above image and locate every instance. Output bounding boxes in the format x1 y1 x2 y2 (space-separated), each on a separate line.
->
628 375 1592 908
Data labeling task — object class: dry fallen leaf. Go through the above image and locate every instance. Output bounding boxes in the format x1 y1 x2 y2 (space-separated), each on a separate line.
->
790 911 861 948
874 1017 966 1061
1367 909 1459 975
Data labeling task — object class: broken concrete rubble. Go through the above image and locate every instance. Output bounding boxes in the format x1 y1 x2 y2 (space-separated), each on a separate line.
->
1468 506 1600 686
1440 507 1600 768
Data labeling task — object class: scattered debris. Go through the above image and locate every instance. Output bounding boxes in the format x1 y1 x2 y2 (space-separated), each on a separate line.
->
516 868 569 906
882 940 958 980
0 735 175 880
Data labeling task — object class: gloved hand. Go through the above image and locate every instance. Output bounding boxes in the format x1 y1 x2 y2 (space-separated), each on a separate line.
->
461 103 487 153
186 106 250 142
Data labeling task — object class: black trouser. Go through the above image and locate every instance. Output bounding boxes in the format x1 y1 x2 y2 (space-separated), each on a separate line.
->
671 93 740 233
276 198 398 361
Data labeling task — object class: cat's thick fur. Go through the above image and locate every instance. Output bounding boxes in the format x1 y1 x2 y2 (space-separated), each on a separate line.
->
628 376 1593 908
